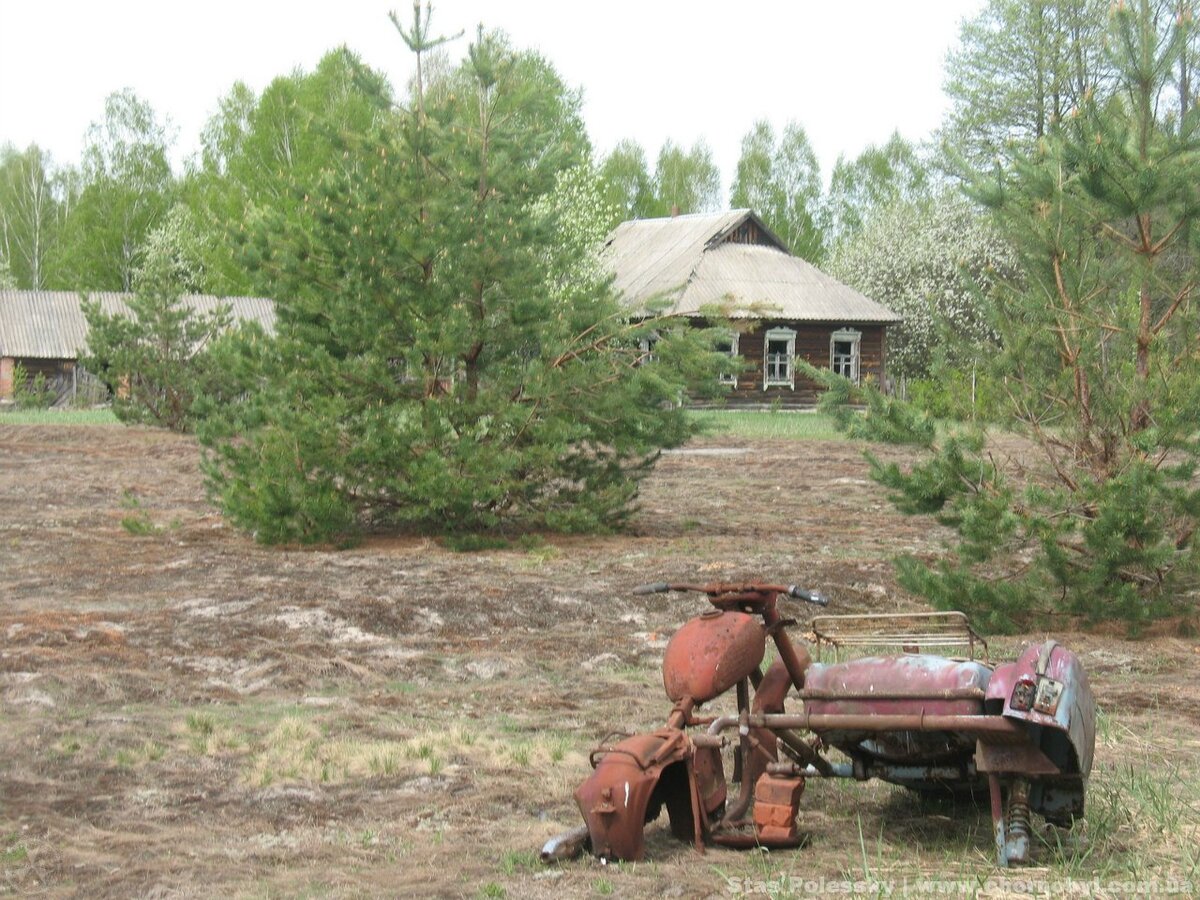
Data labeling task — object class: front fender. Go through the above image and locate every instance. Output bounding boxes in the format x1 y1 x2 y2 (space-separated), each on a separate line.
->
574 730 700 861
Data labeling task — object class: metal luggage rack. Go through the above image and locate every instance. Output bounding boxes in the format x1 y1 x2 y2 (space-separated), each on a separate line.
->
809 611 988 663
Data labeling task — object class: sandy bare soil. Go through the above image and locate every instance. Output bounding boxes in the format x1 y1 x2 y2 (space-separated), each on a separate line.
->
1 423 1198 898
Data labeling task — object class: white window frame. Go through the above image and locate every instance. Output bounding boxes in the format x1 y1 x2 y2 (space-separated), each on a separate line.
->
717 331 740 385
830 328 862 383
763 327 797 389
638 331 660 364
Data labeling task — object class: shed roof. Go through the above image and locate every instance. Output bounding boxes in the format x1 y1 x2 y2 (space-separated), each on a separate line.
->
603 210 900 324
0 291 275 359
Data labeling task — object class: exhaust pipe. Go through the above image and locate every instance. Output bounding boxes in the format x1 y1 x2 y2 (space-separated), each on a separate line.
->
540 824 590 863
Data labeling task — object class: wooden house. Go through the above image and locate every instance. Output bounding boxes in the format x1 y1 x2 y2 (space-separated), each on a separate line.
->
603 210 900 405
0 291 274 403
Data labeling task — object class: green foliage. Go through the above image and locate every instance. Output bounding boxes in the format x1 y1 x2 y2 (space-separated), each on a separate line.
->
9 363 55 409
894 557 1035 634
80 242 246 432
49 90 175 290
0 143 60 288
597 139 656 221
530 160 621 299
730 120 825 261
133 204 208 292
944 0 1113 172
904 367 1007 423
188 49 395 295
825 133 930 248
827 193 1017 380
652 139 721 216
818 3 1200 630
805 360 936 448
119 491 166 536
597 137 720 220
200 16 717 545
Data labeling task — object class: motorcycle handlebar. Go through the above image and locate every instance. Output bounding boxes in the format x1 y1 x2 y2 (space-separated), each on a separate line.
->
632 582 829 606
787 585 829 606
632 582 672 595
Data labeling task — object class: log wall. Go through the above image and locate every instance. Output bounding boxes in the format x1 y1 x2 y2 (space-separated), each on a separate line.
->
719 321 888 406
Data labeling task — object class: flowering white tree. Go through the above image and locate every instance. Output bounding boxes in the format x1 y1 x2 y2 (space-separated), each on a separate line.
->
133 204 208 293
828 193 1016 379
531 160 620 304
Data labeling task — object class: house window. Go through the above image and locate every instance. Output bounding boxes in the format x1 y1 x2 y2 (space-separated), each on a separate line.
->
763 327 796 389
638 333 658 364
830 328 861 383
716 332 740 385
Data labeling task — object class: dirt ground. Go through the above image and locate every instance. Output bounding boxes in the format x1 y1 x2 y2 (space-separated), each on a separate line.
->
1 423 1198 898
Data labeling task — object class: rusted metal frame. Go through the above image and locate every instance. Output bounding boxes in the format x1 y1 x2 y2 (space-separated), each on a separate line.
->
776 728 833 776
588 726 693 769
1005 777 1032 865
686 753 706 853
864 761 975 782
733 678 750 785
587 731 633 768
988 772 1007 867
666 696 695 731
759 598 811 692
720 678 759 826
770 758 974 784
810 612 989 662
816 634 979 645
708 712 1027 740
660 582 796 602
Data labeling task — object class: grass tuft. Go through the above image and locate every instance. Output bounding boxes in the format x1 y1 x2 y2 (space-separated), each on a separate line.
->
0 408 118 426
689 410 846 441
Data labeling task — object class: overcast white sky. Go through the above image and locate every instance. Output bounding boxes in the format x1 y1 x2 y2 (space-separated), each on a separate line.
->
0 0 984 194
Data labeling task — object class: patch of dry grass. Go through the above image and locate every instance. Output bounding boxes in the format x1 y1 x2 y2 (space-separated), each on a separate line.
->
223 715 590 789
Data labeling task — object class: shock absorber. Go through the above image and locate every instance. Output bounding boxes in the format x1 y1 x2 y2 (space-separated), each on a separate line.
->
1005 777 1032 865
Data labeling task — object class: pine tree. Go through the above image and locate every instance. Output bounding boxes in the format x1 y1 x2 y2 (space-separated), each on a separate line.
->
825 0 1200 631
81 245 239 433
199 12 717 544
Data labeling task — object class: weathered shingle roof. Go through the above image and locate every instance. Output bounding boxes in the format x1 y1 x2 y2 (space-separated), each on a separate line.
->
603 210 900 324
0 291 275 359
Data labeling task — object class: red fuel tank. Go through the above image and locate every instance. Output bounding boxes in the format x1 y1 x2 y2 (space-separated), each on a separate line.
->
663 610 766 704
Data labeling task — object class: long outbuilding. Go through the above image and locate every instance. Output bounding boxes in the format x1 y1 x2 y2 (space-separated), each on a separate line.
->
0 291 274 402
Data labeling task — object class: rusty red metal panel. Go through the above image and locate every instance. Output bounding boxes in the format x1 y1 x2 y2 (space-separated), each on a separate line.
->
802 656 992 717
574 730 695 861
693 745 726 817
989 641 1096 778
662 611 766 704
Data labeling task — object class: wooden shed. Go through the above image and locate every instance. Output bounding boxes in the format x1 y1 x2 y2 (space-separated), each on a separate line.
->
0 291 275 402
604 210 901 405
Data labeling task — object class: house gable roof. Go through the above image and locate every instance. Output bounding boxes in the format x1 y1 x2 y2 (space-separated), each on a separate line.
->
602 209 901 324
0 291 275 359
